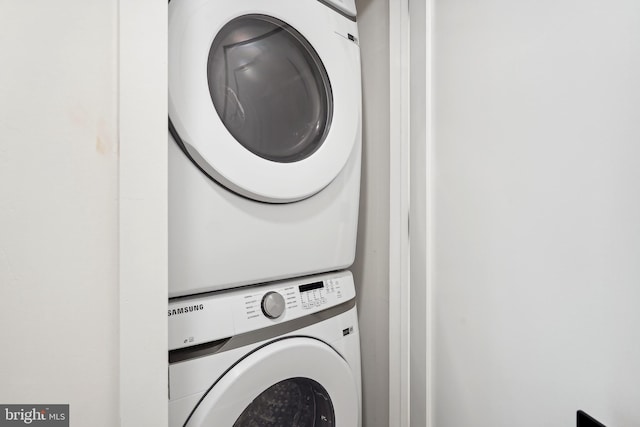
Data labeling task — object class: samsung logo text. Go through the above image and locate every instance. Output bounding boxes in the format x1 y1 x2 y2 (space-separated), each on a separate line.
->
168 304 205 317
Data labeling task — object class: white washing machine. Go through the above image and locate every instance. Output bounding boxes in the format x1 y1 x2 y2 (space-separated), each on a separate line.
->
169 0 362 297
168 270 362 426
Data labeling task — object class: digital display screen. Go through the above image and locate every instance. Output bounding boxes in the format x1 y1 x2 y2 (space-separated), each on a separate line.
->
299 281 324 293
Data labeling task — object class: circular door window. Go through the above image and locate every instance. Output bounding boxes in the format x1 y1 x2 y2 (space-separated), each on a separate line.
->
233 377 334 426
183 337 358 426
207 15 333 163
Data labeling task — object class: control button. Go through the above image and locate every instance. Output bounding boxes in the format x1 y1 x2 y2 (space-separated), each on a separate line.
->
261 292 286 319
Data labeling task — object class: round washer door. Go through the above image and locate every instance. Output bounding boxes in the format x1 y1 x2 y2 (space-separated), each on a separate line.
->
169 0 360 203
184 337 359 426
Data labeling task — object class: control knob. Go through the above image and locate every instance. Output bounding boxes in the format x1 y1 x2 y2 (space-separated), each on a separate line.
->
261 291 286 319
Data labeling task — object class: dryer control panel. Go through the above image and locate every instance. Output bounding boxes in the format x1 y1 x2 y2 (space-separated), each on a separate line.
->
168 271 355 351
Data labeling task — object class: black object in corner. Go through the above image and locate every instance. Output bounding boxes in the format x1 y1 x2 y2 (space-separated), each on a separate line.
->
578 410 606 427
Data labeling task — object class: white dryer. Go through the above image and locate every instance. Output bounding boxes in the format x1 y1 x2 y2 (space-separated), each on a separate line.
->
168 270 362 426
169 0 362 297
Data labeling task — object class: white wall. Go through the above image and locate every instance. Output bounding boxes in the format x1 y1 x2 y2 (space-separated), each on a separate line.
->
0 1 119 425
433 0 640 426
0 2 167 426
353 0 391 425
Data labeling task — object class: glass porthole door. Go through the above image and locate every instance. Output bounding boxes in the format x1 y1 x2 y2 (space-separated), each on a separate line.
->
233 378 335 426
208 15 333 164
169 0 361 202
184 338 359 426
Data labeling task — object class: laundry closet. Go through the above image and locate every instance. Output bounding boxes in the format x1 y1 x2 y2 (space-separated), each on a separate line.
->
4 0 640 426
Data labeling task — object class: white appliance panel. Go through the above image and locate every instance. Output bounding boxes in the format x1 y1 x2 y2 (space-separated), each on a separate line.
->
168 0 362 296
168 271 361 427
168 270 355 351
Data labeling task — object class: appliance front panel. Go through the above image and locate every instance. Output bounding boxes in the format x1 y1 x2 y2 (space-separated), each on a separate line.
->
168 270 355 351
184 337 358 427
169 0 361 202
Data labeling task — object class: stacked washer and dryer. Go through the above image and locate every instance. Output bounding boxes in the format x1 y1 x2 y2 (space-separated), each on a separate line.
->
168 0 363 425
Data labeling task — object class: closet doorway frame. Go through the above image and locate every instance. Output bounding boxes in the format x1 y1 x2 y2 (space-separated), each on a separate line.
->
119 1 168 426
388 0 434 426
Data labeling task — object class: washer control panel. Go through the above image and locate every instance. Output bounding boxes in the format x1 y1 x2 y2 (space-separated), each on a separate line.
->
299 278 344 309
168 271 355 351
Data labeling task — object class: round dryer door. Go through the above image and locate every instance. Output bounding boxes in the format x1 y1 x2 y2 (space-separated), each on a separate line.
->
169 0 361 203
183 337 359 426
